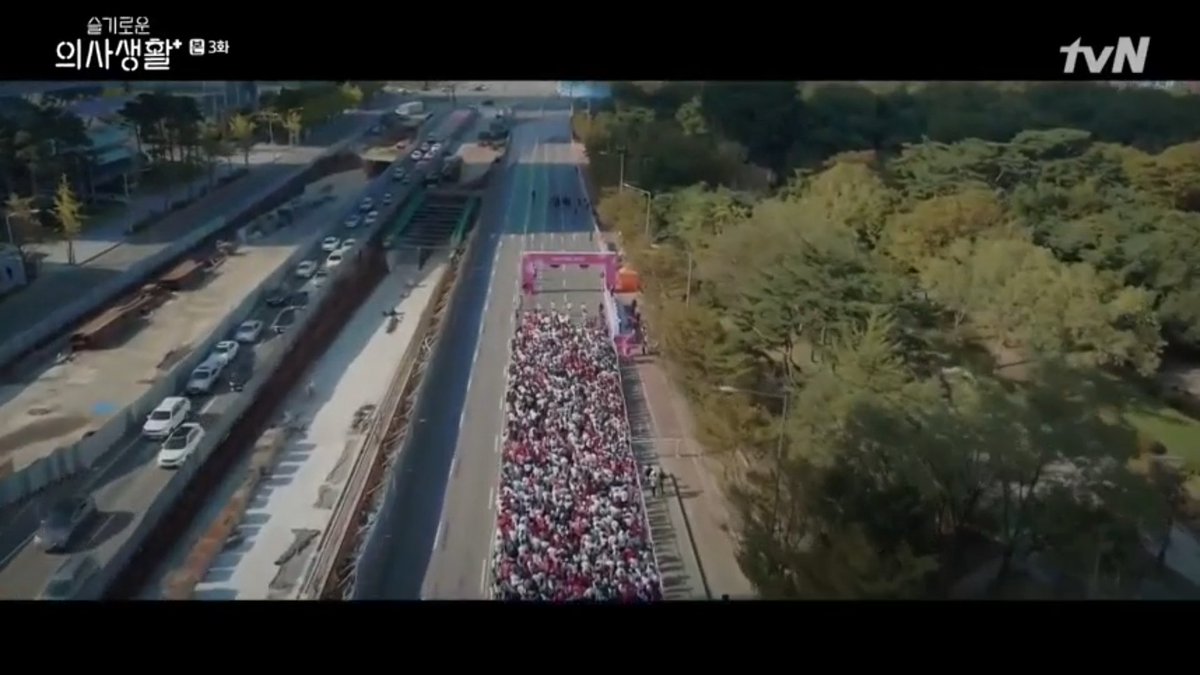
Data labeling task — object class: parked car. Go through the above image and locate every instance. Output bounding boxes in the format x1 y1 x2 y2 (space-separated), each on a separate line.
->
34 496 98 553
344 214 362 229
288 290 310 308
364 210 379 226
321 236 341 252
157 423 205 468
382 192 393 205
271 307 297 334
295 260 318 279
234 319 264 344
392 169 406 182
211 340 239 366
409 149 422 160
39 555 101 600
341 238 358 251
142 396 191 439
326 250 345 269
359 197 374 212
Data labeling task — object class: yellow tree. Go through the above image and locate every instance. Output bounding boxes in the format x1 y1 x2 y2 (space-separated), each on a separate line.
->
4 192 42 254
53 175 85 265
227 114 257 167
283 109 303 146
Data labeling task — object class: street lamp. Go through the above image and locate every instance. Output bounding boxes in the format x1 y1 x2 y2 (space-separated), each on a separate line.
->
715 384 790 534
622 182 653 237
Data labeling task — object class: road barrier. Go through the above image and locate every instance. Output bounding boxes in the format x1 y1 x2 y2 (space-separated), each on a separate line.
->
301 249 461 599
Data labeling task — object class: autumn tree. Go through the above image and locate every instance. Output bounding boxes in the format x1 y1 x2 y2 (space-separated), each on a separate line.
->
52 174 84 265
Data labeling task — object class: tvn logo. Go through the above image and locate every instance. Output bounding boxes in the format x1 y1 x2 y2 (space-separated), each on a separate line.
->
1060 37 1150 74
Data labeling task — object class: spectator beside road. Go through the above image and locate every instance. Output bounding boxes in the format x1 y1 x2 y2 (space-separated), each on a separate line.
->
491 309 662 601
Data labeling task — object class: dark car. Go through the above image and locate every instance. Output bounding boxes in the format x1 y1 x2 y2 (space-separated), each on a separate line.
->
40 555 101 600
35 495 97 553
482 99 495 106
265 288 289 307
228 363 253 392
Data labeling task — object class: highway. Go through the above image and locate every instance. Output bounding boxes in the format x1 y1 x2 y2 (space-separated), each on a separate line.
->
0 110 458 599
350 102 605 599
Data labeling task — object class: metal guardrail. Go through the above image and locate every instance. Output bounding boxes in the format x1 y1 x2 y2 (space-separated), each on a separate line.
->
300 112 480 599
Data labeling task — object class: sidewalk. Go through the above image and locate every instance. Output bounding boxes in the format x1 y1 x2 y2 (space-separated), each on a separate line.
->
625 356 755 600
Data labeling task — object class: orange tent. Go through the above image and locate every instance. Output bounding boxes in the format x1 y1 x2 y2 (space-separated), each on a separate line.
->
615 266 641 293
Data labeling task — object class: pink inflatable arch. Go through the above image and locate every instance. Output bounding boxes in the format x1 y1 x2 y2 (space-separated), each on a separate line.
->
521 251 618 294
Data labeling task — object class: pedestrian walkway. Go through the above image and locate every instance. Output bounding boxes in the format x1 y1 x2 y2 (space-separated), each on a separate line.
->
623 357 755 600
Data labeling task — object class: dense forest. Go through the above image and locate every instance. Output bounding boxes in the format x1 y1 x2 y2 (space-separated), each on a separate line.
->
576 81 1200 598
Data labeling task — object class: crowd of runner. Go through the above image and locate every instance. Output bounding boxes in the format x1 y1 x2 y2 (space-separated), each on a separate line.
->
491 309 662 601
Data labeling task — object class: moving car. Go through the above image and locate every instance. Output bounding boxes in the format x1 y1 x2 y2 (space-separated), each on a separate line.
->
382 192 393 205
234 319 264 344
420 141 431 152
143 396 191 439
186 357 224 395
341 238 357 250
326 250 345 269
359 197 374 212
211 340 239 366
392 168 406 182
39 555 101 601
344 214 362 229
321 236 341 252
410 149 422 160
474 84 487 91
364 210 379 226
157 423 205 468
295 260 318 279
34 496 98 553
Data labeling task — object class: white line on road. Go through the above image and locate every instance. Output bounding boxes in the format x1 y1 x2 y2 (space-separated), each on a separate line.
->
479 556 489 595
488 485 495 509
493 434 502 454
433 519 445 552
200 397 217 414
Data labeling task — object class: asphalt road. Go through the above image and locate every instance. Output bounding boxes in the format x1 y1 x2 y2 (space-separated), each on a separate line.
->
0 91 406 349
350 102 604 599
0 111 454 599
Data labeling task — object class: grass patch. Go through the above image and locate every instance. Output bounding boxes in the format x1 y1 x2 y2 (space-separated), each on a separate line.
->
1125 404 1200 472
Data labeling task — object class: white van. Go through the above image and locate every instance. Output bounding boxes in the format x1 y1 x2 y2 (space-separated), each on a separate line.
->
142 396 191 439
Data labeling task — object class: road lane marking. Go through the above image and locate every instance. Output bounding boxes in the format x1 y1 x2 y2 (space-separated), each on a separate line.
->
480 556 489 595
433 519 446 552
488 486 495 509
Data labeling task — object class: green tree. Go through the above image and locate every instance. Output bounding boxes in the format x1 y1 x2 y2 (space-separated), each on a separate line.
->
52 174 84 265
